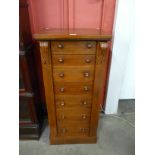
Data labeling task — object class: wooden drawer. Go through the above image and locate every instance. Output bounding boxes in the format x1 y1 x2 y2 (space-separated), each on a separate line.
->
54 83 93 95
52 54 95 67
55 95 92 109
56 109 91 123
51 41 96 54
53 66 94 83
57 123 89 137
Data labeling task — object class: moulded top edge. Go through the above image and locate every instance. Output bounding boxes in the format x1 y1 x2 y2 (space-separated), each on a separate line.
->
33 28 112 41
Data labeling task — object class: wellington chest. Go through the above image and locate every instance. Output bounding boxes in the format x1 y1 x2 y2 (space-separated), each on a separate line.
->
34 29 112 144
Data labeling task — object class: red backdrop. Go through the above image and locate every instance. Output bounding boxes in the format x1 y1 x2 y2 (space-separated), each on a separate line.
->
27 0 116 34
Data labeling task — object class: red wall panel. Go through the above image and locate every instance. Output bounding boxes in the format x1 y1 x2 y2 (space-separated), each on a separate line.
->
74 0 103 29
28 0 116 34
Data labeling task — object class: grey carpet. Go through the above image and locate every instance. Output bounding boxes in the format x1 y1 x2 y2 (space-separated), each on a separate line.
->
19 113 135 155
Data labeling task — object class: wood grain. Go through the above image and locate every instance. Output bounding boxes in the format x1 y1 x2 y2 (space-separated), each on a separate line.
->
53 66 94 83
33 28 112 41
57 123 89 137
52 54 95 66
56 108 91 123
39 41 57 143
101 43 112 108
54 82 93 95
90 41 110 137
51 136 97 144
51 41 96 54
55 95 92 109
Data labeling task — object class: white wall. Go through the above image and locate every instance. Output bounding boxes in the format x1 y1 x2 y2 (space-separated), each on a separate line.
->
105 0 134 114
120 38 135 99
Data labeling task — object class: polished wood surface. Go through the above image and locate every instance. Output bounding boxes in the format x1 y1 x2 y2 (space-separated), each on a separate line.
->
52 54 95 66
53 67 94 83
55 95 92 109
35 29 112 144
33 29 112 40
54 82 93 95
51 41 96 54
39 41 57 143
90 41 110 136
57 123 90 137
52 136 97 144
56 108 91 123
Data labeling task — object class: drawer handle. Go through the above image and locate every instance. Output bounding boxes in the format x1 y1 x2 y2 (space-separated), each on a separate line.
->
81 114 87 119
87 43 93 48
81 101 87 105
58 58 64 63
60 87 65 92
83 72 89 77
84 86 89 92
85 58 91 63
60 101 65 106
62 128 66 133
59 73 64 78
57 44 64 48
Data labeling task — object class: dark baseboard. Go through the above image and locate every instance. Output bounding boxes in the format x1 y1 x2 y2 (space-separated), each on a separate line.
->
119 99 135 102
19 124 40 140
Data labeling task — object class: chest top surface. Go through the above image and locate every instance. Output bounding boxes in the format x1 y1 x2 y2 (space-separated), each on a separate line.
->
33 28 112 41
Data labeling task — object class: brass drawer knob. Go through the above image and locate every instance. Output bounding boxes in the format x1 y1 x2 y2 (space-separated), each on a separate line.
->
81 101 87 105
59 73 64 78
60 101 65 106
60 87 65 92
85 58 91 63
81 114 87 119
62 128 66 133
84 72 89 77
58 58 64 63
87 43 93 48
84 86 89 92
57 44 63 48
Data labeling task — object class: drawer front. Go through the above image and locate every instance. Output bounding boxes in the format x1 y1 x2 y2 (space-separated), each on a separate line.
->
51 41 96 54
55 95 92 109
54 83 93 95
52 54 95 66
53 67 94 83
51 40 97 139
56 109 91 123
57 123 89 137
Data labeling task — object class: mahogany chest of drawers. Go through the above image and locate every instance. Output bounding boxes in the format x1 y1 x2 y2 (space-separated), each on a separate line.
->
34 29 112 144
